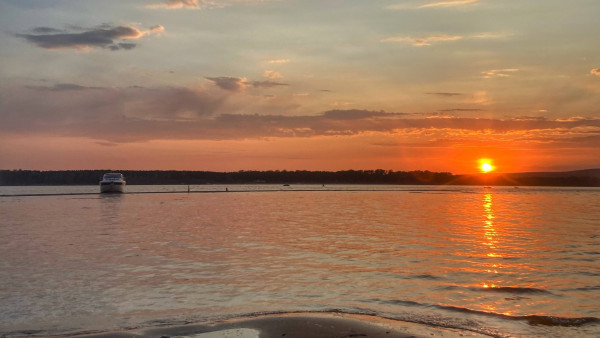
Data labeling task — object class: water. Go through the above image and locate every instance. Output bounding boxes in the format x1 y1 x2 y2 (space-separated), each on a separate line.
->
1 185 599 337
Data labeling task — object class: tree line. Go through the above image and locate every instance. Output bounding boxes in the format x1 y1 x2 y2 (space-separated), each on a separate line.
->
0 169 598 186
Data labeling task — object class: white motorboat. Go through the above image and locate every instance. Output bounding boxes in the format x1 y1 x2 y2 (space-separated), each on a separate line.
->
99 173 126 193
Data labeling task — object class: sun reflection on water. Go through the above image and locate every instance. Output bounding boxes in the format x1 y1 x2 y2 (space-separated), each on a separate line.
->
482 193 501 261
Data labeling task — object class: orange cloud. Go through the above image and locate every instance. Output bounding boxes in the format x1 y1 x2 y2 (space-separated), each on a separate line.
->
482 69 519 78
591 68 600 77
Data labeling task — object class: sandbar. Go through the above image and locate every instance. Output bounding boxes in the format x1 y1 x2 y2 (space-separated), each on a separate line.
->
76 313 489 338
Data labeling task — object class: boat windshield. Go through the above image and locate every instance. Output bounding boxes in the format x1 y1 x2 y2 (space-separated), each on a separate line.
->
103 173 123 179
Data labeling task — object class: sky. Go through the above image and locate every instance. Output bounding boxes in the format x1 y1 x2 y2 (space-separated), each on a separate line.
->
0 0 599 174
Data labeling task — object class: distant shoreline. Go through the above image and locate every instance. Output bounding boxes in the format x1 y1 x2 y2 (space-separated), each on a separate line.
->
1 169 599 187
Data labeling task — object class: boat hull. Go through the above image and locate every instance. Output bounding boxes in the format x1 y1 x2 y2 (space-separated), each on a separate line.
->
100 182 126 193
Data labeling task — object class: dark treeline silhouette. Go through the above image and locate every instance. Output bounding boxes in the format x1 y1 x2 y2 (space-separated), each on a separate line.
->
0 169 452 185
1 169 599 187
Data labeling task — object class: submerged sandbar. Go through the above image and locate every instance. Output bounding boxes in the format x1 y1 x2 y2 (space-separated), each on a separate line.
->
77 313 490 338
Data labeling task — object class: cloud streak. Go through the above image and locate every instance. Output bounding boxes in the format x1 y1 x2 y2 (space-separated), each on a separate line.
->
147 0 205 9
2 84 599 146
382 34 462 46
26 83 103 91
483 68 519 78
427 92 463 97
250 80 288 89
17 24 164 51
268 59 290 64
382 31 510 47
147 0 270 10
419 0 479 8
205 76 288 91
591 68 600 77
388 0 479 10
263 70 282 79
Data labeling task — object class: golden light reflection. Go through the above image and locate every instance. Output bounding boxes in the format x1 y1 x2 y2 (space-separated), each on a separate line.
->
481 193 502 289
482 194 499 255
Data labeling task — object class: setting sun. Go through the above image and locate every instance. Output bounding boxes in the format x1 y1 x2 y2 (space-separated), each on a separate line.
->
479 159 495 173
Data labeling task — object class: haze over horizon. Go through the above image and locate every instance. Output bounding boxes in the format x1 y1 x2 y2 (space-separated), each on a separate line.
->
1 0 599 174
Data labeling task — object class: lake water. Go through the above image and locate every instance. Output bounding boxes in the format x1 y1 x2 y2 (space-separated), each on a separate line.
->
1 185 599 337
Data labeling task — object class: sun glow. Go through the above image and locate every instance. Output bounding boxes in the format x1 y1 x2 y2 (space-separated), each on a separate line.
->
479 159 495 173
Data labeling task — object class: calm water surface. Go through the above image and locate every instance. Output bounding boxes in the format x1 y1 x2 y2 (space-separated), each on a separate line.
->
1 185 599 337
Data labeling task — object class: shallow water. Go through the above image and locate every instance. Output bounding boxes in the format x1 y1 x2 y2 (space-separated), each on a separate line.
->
1 185 599 337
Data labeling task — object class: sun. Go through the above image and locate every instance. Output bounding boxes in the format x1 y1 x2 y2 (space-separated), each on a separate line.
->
478 159 495 173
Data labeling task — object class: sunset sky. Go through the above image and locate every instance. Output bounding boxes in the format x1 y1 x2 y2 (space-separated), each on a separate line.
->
1 0 599 173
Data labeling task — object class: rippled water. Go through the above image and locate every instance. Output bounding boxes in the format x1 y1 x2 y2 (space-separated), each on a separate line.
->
1 185 599 337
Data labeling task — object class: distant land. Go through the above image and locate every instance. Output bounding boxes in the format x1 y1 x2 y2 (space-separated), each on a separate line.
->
1 169 599 187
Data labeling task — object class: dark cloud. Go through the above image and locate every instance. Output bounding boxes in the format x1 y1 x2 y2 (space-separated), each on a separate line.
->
250 80 288 88
205 77 247 92
26 83 103 91
206 77 288 91
2 84 600 144
110 42 137 51
439 108 483 112
17 25 162 51
0 84 228 141
32 27 63 34
323 109 402 120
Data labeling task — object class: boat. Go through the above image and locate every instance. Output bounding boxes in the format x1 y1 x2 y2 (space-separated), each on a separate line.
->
99 173 126 193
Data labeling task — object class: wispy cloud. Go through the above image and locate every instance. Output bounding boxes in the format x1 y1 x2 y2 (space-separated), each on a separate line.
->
26 83 103 91
382 31 510 47
471 32 513 39
263 70 283 79
147 0 270 10
483 68 519 78
591 68 600 77
250 80 288 89
268 59 290 64
147 0 213 9
3 83 599 145
427 92 463 97
382 34 463 46
419 0 479 8
440 108 483 112
388 0 479 10
17 24 164 51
